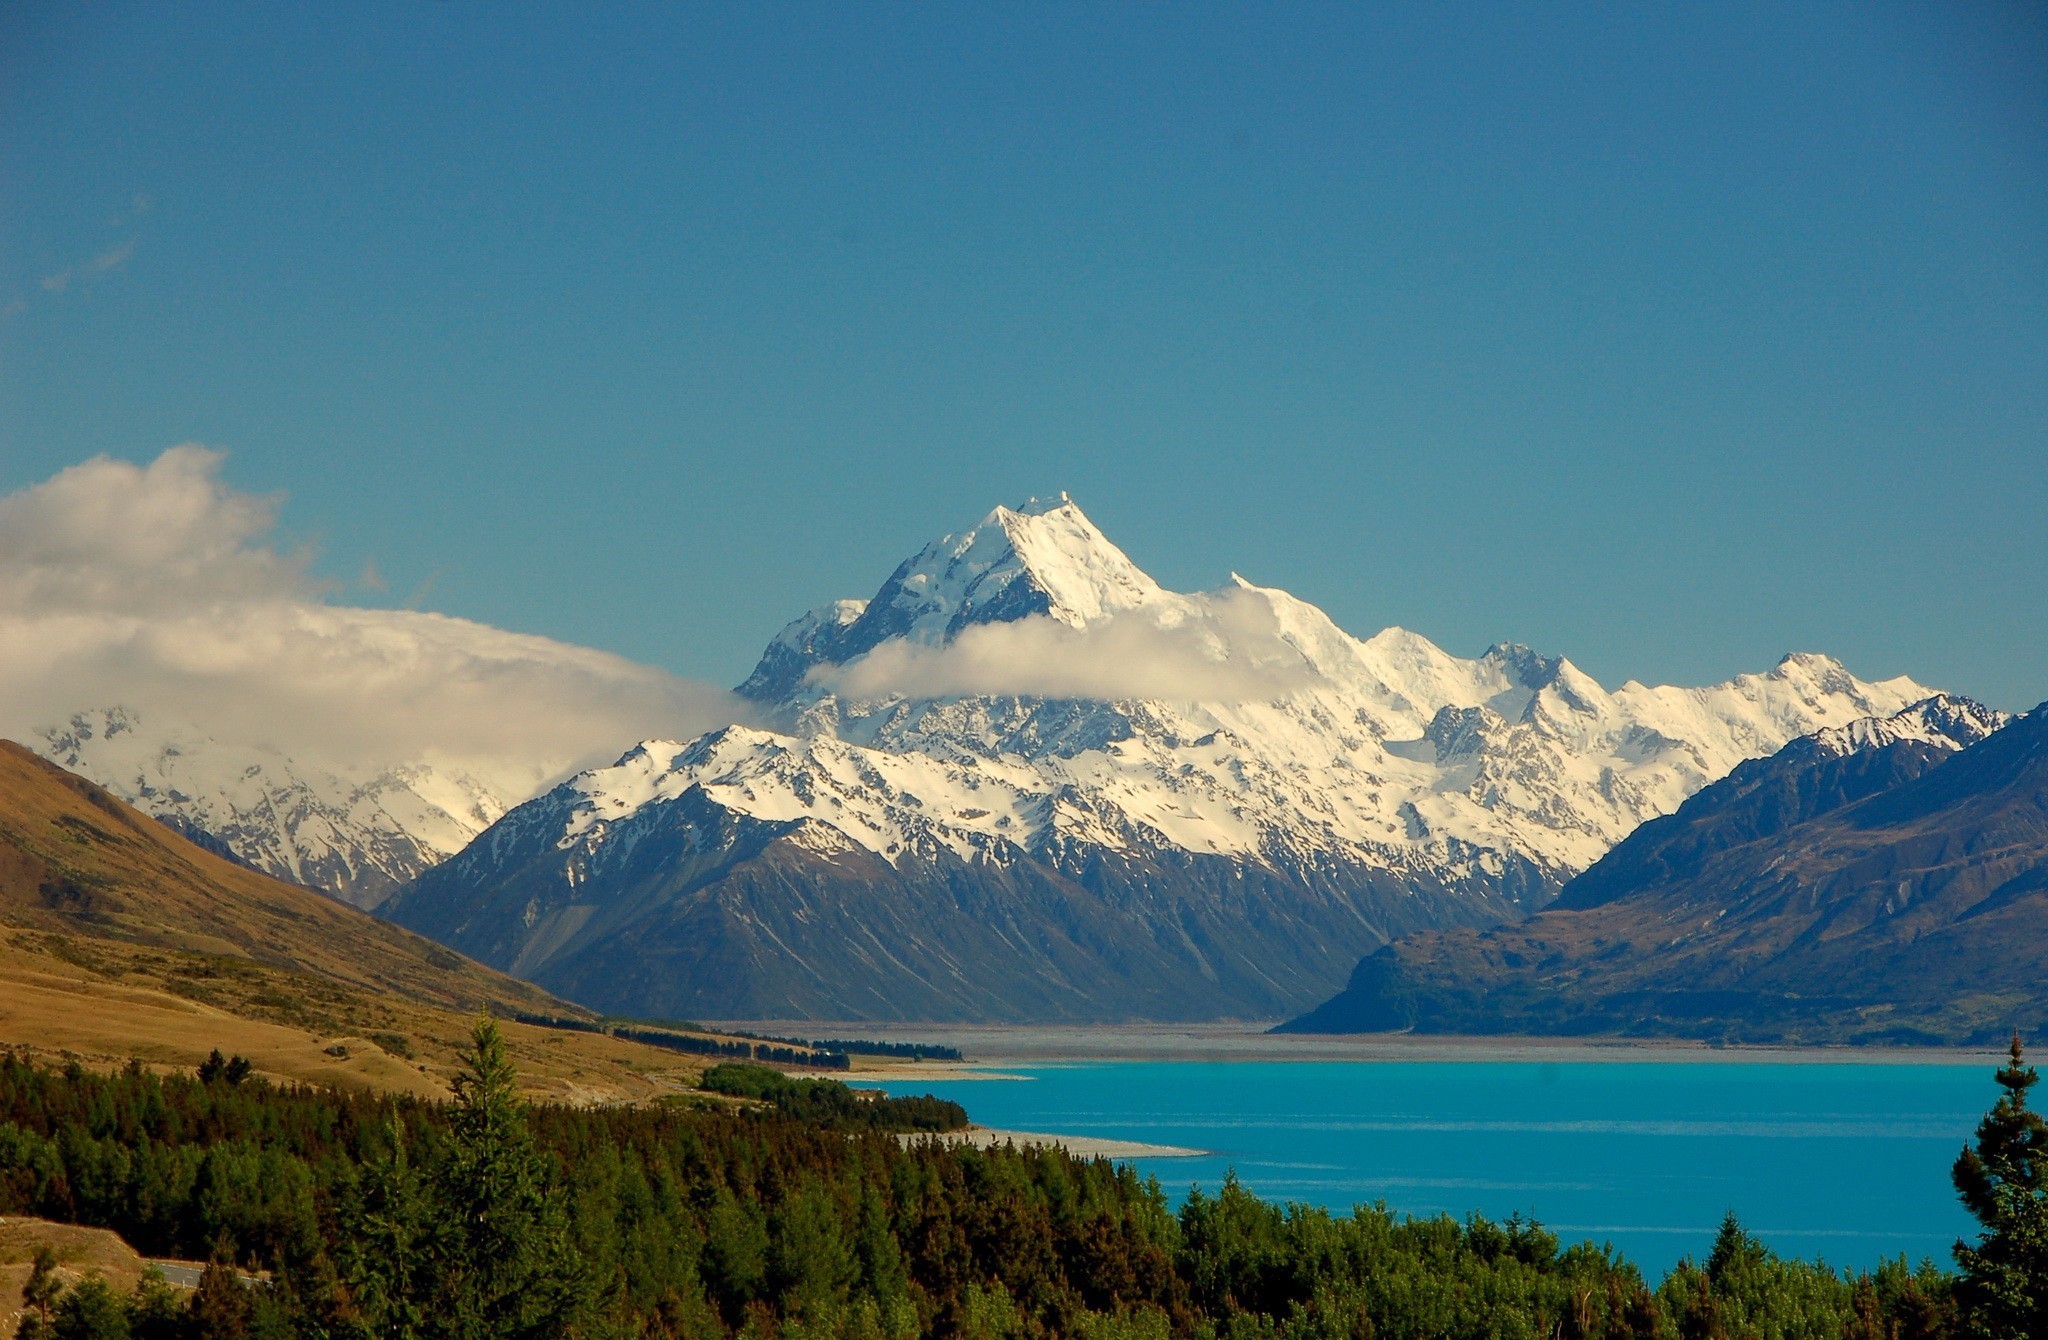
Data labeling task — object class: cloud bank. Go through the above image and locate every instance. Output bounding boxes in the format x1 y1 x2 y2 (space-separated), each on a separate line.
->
812 586 1315 703
0 447 747 796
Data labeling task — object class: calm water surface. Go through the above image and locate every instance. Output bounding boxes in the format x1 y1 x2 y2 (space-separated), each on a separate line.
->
856 1061 1990 1277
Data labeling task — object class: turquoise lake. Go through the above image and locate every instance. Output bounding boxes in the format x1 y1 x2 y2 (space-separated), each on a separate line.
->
855 1060 1993 1277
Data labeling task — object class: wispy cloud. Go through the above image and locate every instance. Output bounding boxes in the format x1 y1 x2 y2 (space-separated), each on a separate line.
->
0 447 751 794
89 239 137 274
811 587 1316 704
11 191 150 316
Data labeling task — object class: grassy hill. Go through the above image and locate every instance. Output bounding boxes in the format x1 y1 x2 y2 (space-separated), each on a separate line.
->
0 739 770 1101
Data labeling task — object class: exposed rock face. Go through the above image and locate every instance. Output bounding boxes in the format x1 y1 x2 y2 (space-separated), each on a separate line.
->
35 708 510 908
384 496 1947 1022
1282 696 2043 1045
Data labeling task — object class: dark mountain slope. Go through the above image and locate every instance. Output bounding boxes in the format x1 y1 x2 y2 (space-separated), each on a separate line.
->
383 783 1515 1022
1282 698 2042 1044
381 499 1941 1025
1557 693 2005 908
0 741 736 1100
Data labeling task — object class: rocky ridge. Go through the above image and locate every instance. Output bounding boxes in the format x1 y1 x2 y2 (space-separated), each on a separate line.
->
1282 694 2040 1044
382 496 1942 1021
35 708 511 908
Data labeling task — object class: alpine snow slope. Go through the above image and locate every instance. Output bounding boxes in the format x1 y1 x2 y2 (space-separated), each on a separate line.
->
36 708 512 909
1281 694 2039 1044
384 496 1942 1023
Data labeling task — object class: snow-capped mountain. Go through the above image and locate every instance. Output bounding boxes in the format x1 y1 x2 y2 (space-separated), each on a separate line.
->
1805 692 2009 758
36 708 514 908
1282 691 2027 1042
735 497 1939 886
384 496 1946 1022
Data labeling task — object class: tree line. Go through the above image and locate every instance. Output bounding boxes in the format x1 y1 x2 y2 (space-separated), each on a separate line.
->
509 1014 857 1071
1 1026 2041 1339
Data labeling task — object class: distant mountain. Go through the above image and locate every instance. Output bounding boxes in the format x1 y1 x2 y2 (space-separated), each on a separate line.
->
384 496 1943 1023
1280 695 2045 1044
34 708 513 908
0 739 705 1099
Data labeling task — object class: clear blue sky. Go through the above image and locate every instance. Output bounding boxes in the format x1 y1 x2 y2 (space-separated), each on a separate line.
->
4 2 2044 707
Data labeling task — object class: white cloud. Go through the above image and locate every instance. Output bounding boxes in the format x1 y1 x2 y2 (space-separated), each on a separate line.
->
812 586 1315 703
18 192 151 313
0 447 749 795
89 239 136 273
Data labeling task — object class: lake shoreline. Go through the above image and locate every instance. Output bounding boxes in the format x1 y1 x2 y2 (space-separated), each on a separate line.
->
833 1053 1990 1275
906 1126 1208 1159
717 1021 2010 1069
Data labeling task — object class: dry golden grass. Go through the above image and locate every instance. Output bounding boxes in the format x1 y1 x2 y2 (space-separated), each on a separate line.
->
0 740 786 1103
0 1215 173 1328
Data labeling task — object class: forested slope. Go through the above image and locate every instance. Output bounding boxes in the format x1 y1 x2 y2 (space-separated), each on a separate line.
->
0 1035 1977 1339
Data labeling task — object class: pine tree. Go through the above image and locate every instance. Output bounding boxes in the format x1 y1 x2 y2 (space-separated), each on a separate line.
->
186 1261 253 1340
1952 1030 2048 1340
49 1275 128 1340
1704 1212 1767 1285
16 1245 62 1340
429 1015 589 1340
123 1270 184 1340
337 1115 430 1339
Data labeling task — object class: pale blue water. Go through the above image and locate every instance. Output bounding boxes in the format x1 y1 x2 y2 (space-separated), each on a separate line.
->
855 1060 1993 1278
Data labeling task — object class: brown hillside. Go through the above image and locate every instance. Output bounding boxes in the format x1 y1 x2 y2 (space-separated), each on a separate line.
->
0 1216 187 1329
1284 705 2048 1044
0 740 737 1102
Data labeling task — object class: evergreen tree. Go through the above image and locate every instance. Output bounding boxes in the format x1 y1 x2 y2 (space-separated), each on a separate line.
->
1952 1031 2048 1340
122 1271 183 1340
703 1191 770 1318
186 1261 253 1340
49 1276 128 1340
336 1115 429 1339
1703 1212 1767 1285
16 1245 62 1340
428 1016 589 1340
768 1177 858 1318
196 1051 252 1086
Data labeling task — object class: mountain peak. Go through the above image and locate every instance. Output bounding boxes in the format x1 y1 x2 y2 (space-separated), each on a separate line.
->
970 494 1164 623
1003 491 1076 518
1807 693 2010 758
737 495 1169 700
1774 651 1850 680
736 600 868 700
1483 642 1565 690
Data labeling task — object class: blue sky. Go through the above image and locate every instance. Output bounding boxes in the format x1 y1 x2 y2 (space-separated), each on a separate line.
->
3 2 2044 707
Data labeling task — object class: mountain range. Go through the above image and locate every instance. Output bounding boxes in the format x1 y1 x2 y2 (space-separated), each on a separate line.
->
375 497 1944 1022
0 739 717 1099
35 708 513 909
1281 693 2045 1044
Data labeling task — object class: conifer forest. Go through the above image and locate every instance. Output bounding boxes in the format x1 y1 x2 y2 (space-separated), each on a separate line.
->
4 1022 2043 1339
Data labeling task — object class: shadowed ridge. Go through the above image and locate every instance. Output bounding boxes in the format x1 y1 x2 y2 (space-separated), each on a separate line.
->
0 739 548 1013
1279 699 2048 1045
0 740 730 1100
